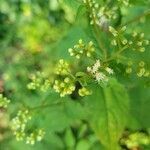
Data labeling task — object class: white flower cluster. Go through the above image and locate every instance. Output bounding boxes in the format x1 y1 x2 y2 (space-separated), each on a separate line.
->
0 94 10 108
11 110 45 145
87 60 113 83
97 6 118 27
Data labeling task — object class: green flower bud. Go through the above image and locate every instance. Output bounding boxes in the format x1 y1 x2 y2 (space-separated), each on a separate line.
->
27 72 51 92
139 61 145 67
137 68 145 77
109 26 118 37
53 78 75 97
144 71 149 77
144 40 149 45
132 31 137 37
137 41 143 46
126 67 132 74
122 38 128 45
120 26 126 32
111 40 117 46
78 87 92 97
55 59 70 75
127 61 133 66
0 94 10 108
139 47 145 52
11 109 45 145
68 39 95 59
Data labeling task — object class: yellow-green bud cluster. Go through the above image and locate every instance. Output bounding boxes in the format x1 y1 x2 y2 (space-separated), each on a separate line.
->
87 60 113 83
131 32 149 52
27 72 51 92
26 129 45 145
11 110 45 145
83 0 118 27
0 94 10 108
109 27 149 53
137 61 149 77
78 87 92 97
68 39 95 58
125 60 149 77
126 61 133 74
11 110 32 141
53 77 75 97
98 6 118 23
121 132 150 149
109 26 128 46
55 59 70 75
117 0 130 6
40 79 51 92
83 0 100 25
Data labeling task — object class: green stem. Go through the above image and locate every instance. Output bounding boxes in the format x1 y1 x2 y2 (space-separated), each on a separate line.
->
85 0 108 59
104 45 128 62
68 71 76 80
93 24 108 59
122 10 150 26
29 101 63 111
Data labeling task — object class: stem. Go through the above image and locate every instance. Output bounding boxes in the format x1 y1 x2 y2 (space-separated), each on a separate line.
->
122 10 150 26
104 45 128 62
93 24 108 59
104 10 150 63
68 71 76 80
85 0 108 59
29 101 64 111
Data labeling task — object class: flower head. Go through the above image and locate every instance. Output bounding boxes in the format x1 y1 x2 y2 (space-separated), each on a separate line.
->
53 77 75 97
0 94 10 108
78 87 92 97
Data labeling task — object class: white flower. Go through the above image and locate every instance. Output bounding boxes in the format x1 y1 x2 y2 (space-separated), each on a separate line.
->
92 60 101 73
98 15 109 30
87 60 113 83
95 72 108 82
87 60 101 74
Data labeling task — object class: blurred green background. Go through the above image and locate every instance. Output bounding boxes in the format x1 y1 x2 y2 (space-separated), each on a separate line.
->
0 0 150 150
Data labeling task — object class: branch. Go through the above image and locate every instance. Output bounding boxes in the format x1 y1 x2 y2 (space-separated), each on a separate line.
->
104 45 129 62
29 101 64 111
122 10 150 26
85 0 108 59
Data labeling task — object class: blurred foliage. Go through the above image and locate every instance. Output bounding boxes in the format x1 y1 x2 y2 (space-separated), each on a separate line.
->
0 0 150 150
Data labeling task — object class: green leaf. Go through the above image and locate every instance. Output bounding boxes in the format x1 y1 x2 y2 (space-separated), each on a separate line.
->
63 0 80 12
76 72 86 77
129 86 150 129
53 26 92 59
41 98 86 133
64 128 76 148
83 78 130 150
76 139 91 150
